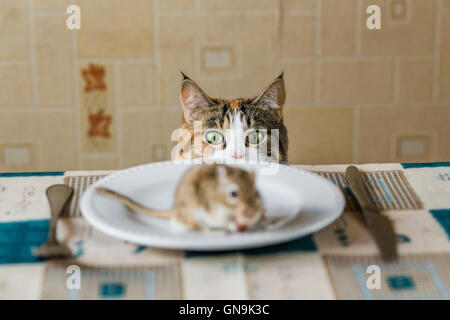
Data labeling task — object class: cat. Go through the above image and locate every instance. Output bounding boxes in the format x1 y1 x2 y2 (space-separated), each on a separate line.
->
173 72 288 164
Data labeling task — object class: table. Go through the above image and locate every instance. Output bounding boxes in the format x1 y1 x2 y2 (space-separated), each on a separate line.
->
0 162 449 299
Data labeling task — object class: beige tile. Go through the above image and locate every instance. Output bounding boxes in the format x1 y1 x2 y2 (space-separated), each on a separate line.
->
280 13 315 57
282 0 315 10
320 0 355 56
0 112 76 172
398 59 433 101
358 106 450 163
34 15 73 107
0 65 32 107
33 0 71 11
443 0 450 8
158 0 195 10
278 61 314 105
360 0 435 54
0 142 36 172
75 0 154 58
198 0 276 9
319 60 393 103
0 0 29 59
159 45 195 106
121 108 183 167
120 62 155 106
79 63 116 152
158 13 276 105
80 155 118 170
284 107 353 164
439 11 450 100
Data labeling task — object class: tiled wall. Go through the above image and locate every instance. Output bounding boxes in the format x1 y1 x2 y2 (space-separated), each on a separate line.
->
0 0 449 172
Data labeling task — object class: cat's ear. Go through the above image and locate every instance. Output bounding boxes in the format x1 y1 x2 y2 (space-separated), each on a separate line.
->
180 72 213 123
252 73 286 110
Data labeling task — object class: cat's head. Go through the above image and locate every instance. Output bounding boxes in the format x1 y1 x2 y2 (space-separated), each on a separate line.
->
177 73 288 164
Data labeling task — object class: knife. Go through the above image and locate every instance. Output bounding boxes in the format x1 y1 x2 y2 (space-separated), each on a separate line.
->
345 165 398 261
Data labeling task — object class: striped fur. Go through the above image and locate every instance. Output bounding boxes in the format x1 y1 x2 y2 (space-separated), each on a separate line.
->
176 73 288 164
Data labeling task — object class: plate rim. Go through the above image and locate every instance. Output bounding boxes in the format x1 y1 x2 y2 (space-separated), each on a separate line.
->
80 161 345 251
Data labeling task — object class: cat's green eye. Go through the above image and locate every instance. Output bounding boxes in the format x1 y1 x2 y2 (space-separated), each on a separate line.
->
246 130 265 145
205 130 224 145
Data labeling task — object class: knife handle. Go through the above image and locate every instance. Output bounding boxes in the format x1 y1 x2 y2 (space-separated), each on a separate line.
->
345 166 377 213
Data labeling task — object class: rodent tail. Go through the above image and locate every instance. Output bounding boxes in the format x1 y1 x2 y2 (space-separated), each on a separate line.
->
95 187 171 219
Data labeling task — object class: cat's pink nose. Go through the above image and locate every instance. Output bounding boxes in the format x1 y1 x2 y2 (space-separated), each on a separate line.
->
231 152 244 159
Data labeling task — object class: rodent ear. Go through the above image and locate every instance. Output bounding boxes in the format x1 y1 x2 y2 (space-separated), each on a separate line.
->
180 72 213 123
248 170 256 183
216 165 229 186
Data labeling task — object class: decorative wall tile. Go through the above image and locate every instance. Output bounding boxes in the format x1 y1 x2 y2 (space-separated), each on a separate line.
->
34 15 73 107
0 65 33 108
398 59 433 101
79 63 116 152
120 62 155 107
280 13 315 57
158 13 276 105
319 60 393 103
284 107 353 164
358 106 450 163
33 0 71 11
75 0 154 58
320 0 355 56
0 0 29 60
199 44 238 75
395 134 431 162
0 142 36 171
278 61 315 105
439 11 450 100
360 0 435 54
0 112 76 172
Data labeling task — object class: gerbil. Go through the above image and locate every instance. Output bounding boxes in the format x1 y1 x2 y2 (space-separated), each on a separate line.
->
95 164 266 232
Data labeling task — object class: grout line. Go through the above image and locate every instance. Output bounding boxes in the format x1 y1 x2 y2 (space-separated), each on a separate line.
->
33 11 66 16
77 58 156 63
70 0 81 171
355 0 361 56
274 0 281 70
277 54 436 62
281 100 450 108
352 105 360 163
153 0 160 109
80 152 119 158
0 108 76 113
158 9 317 15
157 9 276 15
314 0 320 104
0 60 31 65
27 0 38 111
393 57 400 101
114 61 122 169
281 10 316 15
432 0 442 100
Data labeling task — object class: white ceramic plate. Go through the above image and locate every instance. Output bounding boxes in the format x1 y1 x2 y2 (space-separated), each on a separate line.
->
80 161 345 251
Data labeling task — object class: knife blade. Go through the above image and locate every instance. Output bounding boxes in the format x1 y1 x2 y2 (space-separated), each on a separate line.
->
345 165 398 261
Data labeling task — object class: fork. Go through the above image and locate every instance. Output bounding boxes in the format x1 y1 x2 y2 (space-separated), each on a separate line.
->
33 184 74 260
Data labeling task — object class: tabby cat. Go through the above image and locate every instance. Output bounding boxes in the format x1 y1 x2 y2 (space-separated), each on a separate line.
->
174 73 288 164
